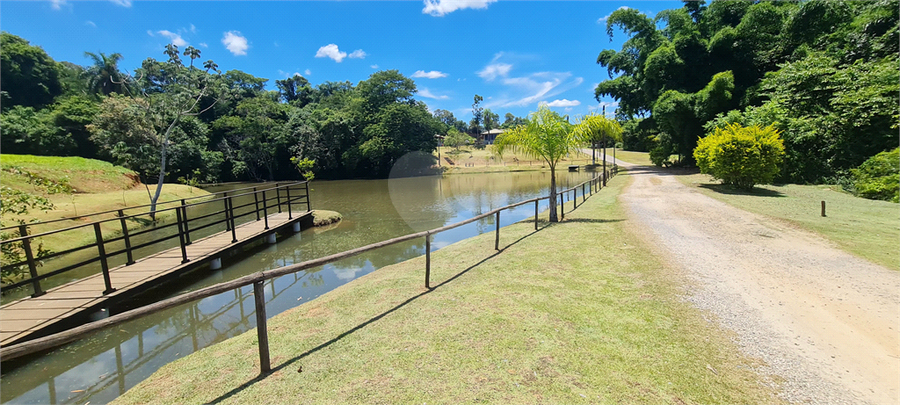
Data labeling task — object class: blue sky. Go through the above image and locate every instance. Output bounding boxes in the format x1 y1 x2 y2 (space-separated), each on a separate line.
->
2 0 683 120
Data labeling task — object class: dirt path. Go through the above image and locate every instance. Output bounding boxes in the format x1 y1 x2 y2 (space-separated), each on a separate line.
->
615 161 899 404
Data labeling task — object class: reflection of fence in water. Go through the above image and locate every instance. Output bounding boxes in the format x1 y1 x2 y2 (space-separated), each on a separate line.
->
31 272 311 405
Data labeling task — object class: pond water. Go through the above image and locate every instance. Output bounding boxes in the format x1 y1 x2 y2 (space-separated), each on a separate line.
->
0 169 595 405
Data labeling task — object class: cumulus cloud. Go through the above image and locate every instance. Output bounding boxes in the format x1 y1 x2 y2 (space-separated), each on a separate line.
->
545 99 581 108
423 0 496 16
348 49 367 59
305 69 312 76
477 63 513 81
370 64 379 69
412 70 449 79
157 30 188 47
109 0 131 7
598 6 629 23
222 31 249 56
419 88 450 100
316 44 347 62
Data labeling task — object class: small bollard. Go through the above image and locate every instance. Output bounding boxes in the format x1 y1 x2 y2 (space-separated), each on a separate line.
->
821 200 826 217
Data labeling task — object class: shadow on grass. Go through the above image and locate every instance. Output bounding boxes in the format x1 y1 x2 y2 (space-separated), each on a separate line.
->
207 227 540 404
698 183 785 198
560 218 625 224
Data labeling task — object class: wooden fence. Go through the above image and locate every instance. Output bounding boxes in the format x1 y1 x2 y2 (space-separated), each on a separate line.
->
0 166 618 367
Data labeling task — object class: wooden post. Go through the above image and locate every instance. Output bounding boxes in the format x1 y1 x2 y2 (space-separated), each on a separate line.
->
18 225 44 297
94 223 115 295
175 208 190 264
117 210 135 265
253 188 260 221
253 281 271 373
494 211 500 250
560 194 564 220
583 183 586 203
425 234 431 289
223 192 231 231
821 201 826 217
275 183 282 213
534 200 539 230
286 186 292 220
180 200 191 245
228 197 238 243
305 182 311 212
262 190 269 230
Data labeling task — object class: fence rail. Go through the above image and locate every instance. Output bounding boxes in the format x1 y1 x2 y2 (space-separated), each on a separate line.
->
1 166 618 365
1 182 310 298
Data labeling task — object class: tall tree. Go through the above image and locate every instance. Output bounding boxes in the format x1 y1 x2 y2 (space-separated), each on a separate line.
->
470 94 484 138
0 32 63 108
84 51 129 96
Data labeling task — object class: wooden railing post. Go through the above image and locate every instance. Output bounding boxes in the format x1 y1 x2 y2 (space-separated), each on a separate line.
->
228 197 237 243
275 183 282 213
180 200 191 245
117 210 135 265
18 225 45 297
286 186 292 220
223 192 231 231
253 188 260 221
175 208 190 264
253 281 271 374
583 183 586 203
93 223 116 295
494 211 500 250
262 190 269 230
534 200 539 230
425 234 431 289
305 182 311 212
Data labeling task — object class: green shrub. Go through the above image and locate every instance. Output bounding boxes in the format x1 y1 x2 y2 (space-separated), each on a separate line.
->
694 123 785 190
851 148 899 202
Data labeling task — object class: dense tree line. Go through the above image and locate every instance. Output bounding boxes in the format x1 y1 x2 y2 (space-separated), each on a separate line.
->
2 32 529 183
597 0 898 184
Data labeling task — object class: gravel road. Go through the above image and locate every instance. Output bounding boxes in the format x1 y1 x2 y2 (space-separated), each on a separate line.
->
615 160 899 404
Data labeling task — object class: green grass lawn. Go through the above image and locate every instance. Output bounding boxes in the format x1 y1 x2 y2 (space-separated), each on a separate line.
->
679 173 899 271
114 172 779 404
610 149 653 166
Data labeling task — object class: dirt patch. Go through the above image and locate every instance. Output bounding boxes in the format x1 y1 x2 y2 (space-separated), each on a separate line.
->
617 161 900 405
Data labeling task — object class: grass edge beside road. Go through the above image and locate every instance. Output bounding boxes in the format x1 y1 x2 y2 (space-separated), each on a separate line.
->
113 171 780 404
678 173 899 271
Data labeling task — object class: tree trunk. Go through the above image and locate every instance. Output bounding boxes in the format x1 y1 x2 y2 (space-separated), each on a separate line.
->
548 164 558 223
149 114 182 220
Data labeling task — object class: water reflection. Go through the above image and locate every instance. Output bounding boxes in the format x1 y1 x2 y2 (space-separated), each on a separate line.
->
1 170 593 405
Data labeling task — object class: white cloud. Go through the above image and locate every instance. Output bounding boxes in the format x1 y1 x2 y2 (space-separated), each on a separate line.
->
109 0 131 7
50 0 66 10
545 99 581 108
305 69 312 76
146 30 154 37
419 88 450 100
190 24 197 33
157 30 188 47
370 64 379 69
492 73 584 108
598 6 629 23
412 70 449 79
477 63 513 81
294 72 303 78
348 49 367 59
85 21 97 27
222 31 249 56
423 0 496 16
199 42 208 48
315 44 347 62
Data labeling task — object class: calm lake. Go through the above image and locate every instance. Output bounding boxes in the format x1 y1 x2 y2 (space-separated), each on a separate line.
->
0 169 594 405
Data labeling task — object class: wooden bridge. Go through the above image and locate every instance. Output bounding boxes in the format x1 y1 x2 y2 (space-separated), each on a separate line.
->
0 182 311 346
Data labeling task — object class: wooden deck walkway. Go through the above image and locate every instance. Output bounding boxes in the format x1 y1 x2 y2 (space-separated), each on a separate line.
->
0 211 310 346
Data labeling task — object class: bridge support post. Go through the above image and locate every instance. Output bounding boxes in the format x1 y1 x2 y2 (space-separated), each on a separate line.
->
266 233 276 244
253 281 271 374
94 223 116 295
292 222 301 232
210 257 222 270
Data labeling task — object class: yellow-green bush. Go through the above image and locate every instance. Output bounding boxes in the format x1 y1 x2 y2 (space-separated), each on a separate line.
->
851 148 899 203
694 123 785 190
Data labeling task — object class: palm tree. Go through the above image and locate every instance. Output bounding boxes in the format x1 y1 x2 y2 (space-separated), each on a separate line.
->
574 113 622 182
84 51 128 96
183 46 201 69
495 105 580 223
